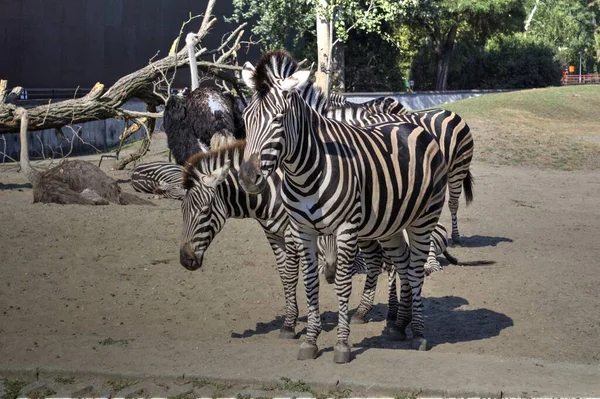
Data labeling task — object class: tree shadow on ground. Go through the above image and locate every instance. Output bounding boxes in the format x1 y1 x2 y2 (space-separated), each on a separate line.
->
351 295 513 360
454 235 513 248
0 182 32 190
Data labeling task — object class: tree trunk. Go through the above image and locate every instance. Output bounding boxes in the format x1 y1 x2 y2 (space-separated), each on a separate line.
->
434 24 458 91
315 0 331 96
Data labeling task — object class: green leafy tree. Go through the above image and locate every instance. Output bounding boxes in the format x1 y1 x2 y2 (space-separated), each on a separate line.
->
524 0 600 71
399 0 527 90
230 0 407 93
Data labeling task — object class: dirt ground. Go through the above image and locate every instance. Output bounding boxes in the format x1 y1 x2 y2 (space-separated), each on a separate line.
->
1 133 600 395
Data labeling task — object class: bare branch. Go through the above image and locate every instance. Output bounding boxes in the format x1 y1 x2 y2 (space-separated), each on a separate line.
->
116 109 164 119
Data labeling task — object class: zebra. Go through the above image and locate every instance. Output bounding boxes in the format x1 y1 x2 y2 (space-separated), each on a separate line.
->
238 50 448 363
327 103 474 245
178 141 453 340
131 161 185 200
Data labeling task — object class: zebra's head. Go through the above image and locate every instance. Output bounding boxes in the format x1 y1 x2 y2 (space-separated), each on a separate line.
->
238 50 311 194
179 160 231 271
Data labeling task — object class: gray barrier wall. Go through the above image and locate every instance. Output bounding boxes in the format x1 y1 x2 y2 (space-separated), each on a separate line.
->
2 89 509 163
2 100 160 163
343 89 511 111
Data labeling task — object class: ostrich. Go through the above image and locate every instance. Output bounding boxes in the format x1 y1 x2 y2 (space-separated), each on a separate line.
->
15 108 153 205
163 33 244 165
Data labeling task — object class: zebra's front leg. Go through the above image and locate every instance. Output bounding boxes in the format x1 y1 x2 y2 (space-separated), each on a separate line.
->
405 228 432 351
265 231 298 339
351 240 383 324
333 229 358 363
380 234 411 342
382 250 398 324
294 231 322 360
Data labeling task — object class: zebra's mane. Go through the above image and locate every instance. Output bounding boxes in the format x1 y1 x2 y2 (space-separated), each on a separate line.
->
183 140 246 189
251 50 330 115
252 50 299 97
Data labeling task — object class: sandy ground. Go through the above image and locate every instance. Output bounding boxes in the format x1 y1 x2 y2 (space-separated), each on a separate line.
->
1 133 600 395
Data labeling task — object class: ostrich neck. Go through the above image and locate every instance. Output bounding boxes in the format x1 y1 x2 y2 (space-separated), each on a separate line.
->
17 108 39 185
186 33 200 91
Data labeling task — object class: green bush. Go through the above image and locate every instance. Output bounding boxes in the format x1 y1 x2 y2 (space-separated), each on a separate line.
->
410 34 562 90
480 34 563 89
343 29 407 92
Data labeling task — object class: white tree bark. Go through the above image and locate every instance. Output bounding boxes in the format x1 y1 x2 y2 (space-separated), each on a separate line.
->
315 0 331 96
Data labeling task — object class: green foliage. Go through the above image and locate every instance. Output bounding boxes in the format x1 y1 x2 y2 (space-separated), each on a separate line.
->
523 0 599 70
344 28 407 92
229 0 316 53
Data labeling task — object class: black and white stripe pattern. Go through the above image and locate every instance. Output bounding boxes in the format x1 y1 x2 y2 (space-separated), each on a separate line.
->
179 141 369 340
331 223 458 323
327 98 474 244
238 51 448 361
131 161 185 200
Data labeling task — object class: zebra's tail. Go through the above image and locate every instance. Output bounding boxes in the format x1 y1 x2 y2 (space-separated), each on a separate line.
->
443 249 459 265
463 169 474 205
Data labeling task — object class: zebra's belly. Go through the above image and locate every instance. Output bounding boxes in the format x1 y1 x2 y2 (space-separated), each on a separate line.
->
282 192 355 236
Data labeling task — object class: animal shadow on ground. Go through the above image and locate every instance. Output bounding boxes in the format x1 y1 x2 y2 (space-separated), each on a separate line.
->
454 235 513 248
351 295 513 360
0 182 32 190
230 311 339 339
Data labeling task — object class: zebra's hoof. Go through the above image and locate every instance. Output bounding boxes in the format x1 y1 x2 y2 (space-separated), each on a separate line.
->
411 336 428 351
279 326 296 339
390 328 407 341
451 236 462 246
350 314 366 324
297 342 319 360
333 343 351 363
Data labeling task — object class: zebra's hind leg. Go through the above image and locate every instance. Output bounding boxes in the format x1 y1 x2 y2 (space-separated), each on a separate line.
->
294 230 322 360
424 239 442 276
351 240 383 324
332 226 358 363
380 234 411 342
448 182 462 246
266 231 298 339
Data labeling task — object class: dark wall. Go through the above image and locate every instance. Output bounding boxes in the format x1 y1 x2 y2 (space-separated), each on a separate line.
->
0 0 259 88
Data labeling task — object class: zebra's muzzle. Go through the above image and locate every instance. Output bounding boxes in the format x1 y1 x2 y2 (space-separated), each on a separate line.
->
239 153 267 194
180 243 204 271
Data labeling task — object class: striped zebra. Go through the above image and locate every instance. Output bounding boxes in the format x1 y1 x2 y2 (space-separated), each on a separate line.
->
131 161 185 200
238 51 448 363
178 141 451 340
179 141 376 340
327 99 474 245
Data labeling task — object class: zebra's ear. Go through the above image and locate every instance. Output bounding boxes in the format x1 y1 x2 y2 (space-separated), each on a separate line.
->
241 62 256 89
281 69 311 92
203 160 230 188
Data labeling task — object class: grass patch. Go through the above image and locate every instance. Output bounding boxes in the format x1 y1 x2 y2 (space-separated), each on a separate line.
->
54 376 75 384
1 379 28 399
279 377 314 393
28 387 57 399
98 337 130 346
167 391 195 399
107 379 136 392
440 85 600 170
